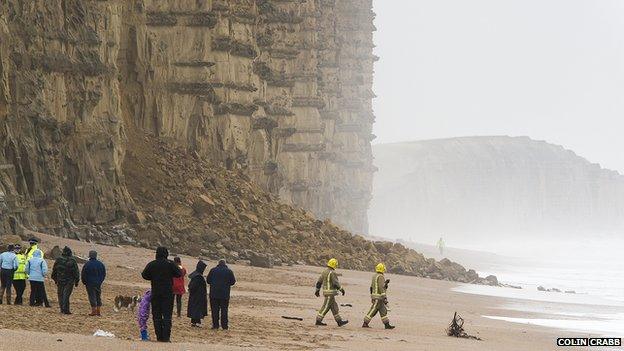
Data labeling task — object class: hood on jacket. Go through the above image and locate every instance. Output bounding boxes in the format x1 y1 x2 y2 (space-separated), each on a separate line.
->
195 260 207 275
32 249 43 259
62 246 72 257
155 247 168 259
218 259 227 266
88 250 97 259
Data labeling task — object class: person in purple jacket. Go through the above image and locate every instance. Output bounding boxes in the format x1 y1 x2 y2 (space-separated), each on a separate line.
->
137 289 152 341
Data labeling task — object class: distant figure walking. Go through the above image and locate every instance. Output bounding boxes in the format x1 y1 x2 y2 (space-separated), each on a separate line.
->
81 250 106 316
437 237 445 256
141 247 182 342
13 244 27 305
51 246 80 314
207 259 236 330
137 289 152 341
172 256 187 318
187 260 208 327
0 244 18 304
25 249 49 307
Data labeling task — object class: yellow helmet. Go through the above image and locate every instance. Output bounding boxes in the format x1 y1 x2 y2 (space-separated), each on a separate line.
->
375 263 386 273
327 258 338 269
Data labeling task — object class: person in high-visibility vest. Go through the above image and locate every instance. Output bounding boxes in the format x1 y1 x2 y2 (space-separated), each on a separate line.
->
314 258 349 327
362 263 395 329
25 238 43 260
12 244 28 305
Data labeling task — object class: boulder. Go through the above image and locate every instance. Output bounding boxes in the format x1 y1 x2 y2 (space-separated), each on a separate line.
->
192 195 216 217
0 234 23 249
484 275 498 286
46 245 63 259
248 251 273 268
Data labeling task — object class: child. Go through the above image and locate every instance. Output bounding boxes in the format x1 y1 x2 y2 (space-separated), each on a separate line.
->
137 289 152 341
172 256 186 318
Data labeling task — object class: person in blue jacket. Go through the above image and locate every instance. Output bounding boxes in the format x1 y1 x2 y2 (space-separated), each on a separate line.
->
25 249 49 307
0 244 18 304
206 259 236 329
81 250 106 316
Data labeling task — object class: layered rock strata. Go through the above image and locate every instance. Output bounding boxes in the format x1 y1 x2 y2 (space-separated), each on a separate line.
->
0 0 375 235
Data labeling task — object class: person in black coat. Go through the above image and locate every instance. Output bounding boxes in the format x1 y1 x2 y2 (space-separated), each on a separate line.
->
187 260 208 327
141 247 182 342
206 259 236 329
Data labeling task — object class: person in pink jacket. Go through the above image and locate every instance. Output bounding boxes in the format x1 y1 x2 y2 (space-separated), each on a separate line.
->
137 289 152 341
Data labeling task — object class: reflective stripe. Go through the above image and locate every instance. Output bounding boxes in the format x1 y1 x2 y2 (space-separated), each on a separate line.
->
318 296 333 318
373 273 379 294
323 270 338 295
366 300 378 319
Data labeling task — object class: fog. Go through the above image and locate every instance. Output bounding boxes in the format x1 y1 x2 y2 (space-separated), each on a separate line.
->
367 0 624 335
372 0 624 173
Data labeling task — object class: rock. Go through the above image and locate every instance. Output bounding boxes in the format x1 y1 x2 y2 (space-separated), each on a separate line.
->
129 211 147 224
565 290 576 294
46 246 63 260
484 275 499 286
248 251 273 269
186 178 204 189
192 195 216 217
0 234 23 250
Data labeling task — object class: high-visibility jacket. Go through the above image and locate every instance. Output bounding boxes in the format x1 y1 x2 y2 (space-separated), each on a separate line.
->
316 268 341 296
13 253 28 280
370 272 387 300
26 244 43 260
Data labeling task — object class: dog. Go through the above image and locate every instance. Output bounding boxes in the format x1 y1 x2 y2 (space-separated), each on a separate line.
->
113 294 141 313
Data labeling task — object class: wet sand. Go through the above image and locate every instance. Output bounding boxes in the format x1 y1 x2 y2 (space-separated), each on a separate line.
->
0 233 563 350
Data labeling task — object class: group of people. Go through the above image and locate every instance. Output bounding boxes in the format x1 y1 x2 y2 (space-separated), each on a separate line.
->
1 240 393 343
315 258 396 330
0 238 107 316
0 239 49 307
140 247 236 342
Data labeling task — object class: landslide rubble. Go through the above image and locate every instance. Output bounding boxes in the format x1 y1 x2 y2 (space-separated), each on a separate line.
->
120 133 495 285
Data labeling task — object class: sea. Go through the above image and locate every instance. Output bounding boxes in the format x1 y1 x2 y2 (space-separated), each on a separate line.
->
452 236 624 337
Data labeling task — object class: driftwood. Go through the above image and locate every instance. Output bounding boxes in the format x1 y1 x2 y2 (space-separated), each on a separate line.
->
446 312 482 340
281 316 303 321
340 303 353 307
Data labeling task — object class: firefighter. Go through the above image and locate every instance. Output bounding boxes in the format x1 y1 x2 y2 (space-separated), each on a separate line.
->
315 258 348 327
362 263 395 329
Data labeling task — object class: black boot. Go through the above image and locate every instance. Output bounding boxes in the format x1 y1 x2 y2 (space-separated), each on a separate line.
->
337 320 349 327
161 319 172 342
362 321 371 328
384 322 395 330
315 320 327 326
153 319 163 342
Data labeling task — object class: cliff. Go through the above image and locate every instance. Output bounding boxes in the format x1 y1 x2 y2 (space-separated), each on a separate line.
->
0 0 374 235
0 1 490 283
370 136 624 243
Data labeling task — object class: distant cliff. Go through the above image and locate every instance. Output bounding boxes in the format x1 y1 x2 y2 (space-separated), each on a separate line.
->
370 136 624 242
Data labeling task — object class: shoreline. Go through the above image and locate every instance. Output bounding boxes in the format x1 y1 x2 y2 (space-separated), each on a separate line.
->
0 233 566 350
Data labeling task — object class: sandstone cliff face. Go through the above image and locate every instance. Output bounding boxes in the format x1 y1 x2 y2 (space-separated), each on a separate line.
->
0 0 375 235
0 1 131 235
370 136 624 243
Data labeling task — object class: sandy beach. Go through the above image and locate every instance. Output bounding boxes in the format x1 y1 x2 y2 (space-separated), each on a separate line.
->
0 234 567 350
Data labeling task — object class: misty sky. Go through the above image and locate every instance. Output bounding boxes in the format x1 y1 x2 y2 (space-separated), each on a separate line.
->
371 0 624 173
